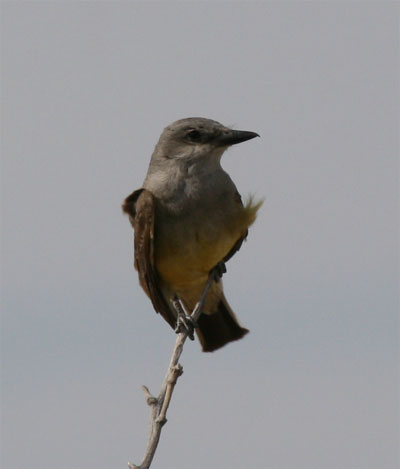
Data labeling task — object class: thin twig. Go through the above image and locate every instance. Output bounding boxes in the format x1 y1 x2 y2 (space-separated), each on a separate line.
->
128 275 215 469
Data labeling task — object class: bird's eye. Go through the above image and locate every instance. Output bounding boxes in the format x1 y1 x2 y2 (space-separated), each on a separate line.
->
187 129 201 141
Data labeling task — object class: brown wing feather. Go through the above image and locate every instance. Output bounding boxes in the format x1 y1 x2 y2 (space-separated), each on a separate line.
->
122 189 176 328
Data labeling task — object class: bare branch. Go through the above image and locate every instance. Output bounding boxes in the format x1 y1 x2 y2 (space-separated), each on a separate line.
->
128 275 214 469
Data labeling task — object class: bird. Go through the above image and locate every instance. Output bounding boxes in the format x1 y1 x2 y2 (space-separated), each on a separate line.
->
122 117 262 352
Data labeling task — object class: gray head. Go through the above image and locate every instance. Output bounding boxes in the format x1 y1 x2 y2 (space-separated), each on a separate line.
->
151 117 259 163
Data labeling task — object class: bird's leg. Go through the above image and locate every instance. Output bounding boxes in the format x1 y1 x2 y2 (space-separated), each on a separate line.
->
210 261 227 283
172 295 197 340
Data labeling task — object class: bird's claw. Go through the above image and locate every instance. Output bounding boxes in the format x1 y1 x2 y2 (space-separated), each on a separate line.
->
210 261 227 282
172 295 197 340
175 314 197 340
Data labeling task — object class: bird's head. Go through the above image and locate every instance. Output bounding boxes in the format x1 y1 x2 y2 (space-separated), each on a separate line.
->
151 117 259 163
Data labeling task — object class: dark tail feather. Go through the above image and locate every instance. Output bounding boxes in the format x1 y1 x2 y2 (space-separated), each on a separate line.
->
196 299 249 352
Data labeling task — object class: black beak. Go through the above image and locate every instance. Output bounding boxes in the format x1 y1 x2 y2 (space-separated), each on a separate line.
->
217 129 260 147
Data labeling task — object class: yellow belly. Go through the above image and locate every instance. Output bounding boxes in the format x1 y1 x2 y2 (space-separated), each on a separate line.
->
156 229 238 288
154 197 262 290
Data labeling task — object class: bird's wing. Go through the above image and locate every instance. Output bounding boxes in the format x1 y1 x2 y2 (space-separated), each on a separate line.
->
122 188 176 328
222 191 248 264
222 234 247 264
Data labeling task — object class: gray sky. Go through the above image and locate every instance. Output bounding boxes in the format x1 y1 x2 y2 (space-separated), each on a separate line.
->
1 2 399 469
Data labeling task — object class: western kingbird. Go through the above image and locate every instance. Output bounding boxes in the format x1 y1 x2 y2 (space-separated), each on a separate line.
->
123 117 262 352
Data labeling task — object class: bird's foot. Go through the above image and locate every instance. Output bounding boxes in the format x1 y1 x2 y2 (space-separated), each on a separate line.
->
172 295 197 340
210 261 227 282
175 315 197 340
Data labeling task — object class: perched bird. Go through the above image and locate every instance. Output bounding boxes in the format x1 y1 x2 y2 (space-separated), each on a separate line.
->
123 117 262 352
